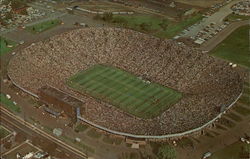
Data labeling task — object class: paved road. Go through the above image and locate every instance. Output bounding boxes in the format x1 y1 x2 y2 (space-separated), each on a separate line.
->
182 0 245 37
200 20 249 52
0 107 88 159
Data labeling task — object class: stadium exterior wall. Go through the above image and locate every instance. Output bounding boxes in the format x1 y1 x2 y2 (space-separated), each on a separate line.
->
8 75 39 98
77 91 242 139
8 74 243 139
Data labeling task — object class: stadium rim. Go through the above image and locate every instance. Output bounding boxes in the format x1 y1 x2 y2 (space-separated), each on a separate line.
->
7 74 243 139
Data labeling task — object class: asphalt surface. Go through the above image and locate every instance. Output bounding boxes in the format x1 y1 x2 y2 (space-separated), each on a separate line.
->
181 0 245 37
200 20 249 52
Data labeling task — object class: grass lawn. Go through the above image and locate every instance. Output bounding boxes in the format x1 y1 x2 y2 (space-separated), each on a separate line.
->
155 13 203 38
244 87 250 95
225 113 242 122
74 124 89 133
102 135 123 145
112 15 164 30
0 93 21 113
0 37 17 56
205 132 214 138
177 137 194 148
0 125 11 139
110 13 203 38
210 131 220 136
210 142 249 159
233 105 250 116
244 82 250 87
26 19 61 33
215 124 227 131
67 64 182 119
61 135 95 153
217 117 236 128
243 83 250 95
102 135 114 144
120 152 139 159
40 124 95 153
238 95 250 106
211 25 249 69
86 129 102 139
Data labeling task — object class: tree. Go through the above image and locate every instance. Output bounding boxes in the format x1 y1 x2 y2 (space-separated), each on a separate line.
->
112 17 127 24
157 145 177 159
102 12 113 22
5 12 13 20
159 19 169 30
19 9 28 15
4 39 8 46
139 22 152 31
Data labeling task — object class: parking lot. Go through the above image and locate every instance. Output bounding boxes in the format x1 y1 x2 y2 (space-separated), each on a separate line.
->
177 0 247 45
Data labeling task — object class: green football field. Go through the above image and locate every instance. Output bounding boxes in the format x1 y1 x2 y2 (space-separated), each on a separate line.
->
67 65 182 119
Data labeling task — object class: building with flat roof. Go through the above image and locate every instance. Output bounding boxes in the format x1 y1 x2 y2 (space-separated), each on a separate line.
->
38 85 84 122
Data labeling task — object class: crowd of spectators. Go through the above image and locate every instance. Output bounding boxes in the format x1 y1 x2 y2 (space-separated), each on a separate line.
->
8 27 243 135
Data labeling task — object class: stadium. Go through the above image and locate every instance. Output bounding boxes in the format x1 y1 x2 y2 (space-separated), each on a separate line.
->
8 27 243 137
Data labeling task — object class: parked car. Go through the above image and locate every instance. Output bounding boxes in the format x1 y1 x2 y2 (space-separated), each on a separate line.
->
202 152 212 159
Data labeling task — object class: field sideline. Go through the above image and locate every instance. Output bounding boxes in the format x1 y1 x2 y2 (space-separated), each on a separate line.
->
67 64 182 119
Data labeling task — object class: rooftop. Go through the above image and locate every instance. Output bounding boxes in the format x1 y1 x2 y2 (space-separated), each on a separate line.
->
39 85 83 108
